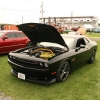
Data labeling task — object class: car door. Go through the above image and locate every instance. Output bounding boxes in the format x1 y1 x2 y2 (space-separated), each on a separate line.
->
0 32 16 53
14 32 27 49
74 38 90 66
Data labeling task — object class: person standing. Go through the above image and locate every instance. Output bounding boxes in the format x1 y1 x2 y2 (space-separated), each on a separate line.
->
90 28 92 34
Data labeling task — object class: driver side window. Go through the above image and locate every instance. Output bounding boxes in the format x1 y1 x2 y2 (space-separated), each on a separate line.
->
76 38 86 47
6 32 15 39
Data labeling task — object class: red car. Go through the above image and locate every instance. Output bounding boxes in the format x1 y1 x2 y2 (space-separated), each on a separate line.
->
0 30 32 54
71 27 79 31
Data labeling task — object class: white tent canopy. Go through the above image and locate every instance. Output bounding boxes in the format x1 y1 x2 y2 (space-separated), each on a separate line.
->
83 24 94 29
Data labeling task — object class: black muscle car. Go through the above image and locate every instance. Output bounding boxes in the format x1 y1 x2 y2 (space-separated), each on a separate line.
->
8 23 98 84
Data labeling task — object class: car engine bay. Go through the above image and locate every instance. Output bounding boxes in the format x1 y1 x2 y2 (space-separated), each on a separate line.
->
19 46 67 59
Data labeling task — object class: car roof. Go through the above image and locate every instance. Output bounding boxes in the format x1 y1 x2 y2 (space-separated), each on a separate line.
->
61 34 88 39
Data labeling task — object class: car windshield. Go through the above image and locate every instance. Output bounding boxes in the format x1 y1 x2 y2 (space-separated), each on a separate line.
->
38 37 75 49
62 37 75 49
39 42 65 49
0 32 4 38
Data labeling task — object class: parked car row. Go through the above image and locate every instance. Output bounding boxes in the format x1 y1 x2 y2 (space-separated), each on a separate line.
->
93 26 100 33
0 30 33 54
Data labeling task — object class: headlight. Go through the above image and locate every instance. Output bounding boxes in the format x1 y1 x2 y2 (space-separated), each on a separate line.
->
45 63 49 67
9 55 12 58
40 62 43 66
13 56 16 59
40 62 49 67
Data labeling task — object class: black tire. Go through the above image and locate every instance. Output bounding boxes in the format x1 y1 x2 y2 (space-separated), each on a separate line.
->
88 50 96 64
26 42 33 47
56 60 70 82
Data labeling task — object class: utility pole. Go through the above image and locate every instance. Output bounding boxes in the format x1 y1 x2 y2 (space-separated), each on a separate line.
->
40 2 44 23
71 12 73 26
22 15 23 24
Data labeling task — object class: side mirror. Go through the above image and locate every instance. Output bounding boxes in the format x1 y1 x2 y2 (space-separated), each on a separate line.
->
2 36 8 40
75 45 85 52
80 44 85 48
75 47 80 52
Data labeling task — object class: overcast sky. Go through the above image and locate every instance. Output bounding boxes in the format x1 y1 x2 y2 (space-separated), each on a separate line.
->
0 0 100 24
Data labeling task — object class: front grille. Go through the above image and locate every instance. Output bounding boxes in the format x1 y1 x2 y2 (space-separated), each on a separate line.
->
14 57 38 65
8 56 48 69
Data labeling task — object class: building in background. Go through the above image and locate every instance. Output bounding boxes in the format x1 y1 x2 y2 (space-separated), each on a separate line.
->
39 16 99 27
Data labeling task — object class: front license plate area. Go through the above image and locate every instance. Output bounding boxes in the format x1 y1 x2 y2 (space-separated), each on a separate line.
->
18 72 25 80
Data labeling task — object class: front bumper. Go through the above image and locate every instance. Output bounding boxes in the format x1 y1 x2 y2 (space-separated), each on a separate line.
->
8 59 56 84
11 69 56 84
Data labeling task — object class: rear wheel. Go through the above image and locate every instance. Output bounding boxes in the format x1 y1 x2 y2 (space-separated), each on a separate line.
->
88 50 96 64
56 60 70 82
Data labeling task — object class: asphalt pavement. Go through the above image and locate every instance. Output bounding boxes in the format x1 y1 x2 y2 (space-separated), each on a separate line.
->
0 92 12 100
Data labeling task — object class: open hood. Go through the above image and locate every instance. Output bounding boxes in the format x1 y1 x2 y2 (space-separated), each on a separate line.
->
17 23 68 48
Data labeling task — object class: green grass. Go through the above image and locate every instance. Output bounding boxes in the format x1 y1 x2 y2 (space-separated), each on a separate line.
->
0 42 100 100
